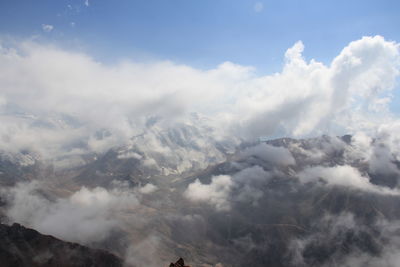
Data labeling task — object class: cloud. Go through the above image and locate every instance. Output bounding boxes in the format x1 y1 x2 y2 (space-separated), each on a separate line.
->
297 165 399 194
232 165 271 204
253 2 264 12
342 128 400 185
185 165 277 210
125 235 168 267
290 213 400 267
344 131 373 163
0 35 398 163
289 212 361 266
2 182 140 244
368 123 400 177
233 165 272 185
139 183 158 194
184 175 233 211
41 24 54 32
84 0 89 7
240 143 295 166
244 36 399 138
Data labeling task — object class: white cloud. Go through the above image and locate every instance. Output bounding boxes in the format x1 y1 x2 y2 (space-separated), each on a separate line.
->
0 35 398 162
41 24 54 32
184 175 233 211
184 165 277 210
3 182 140 244
253 2 264 12
344 131 373 163
297 165 399 194
84 0 89 7
343 128 400 178
139 183 158 194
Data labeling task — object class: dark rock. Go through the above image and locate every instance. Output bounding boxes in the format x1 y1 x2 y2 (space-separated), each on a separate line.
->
169 257 191 267
0 223 124 267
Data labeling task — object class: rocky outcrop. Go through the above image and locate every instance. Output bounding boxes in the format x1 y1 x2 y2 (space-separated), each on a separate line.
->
169 258 191 267
0 223 123 267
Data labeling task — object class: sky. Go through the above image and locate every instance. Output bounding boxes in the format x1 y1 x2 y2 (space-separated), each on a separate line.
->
0 0 399 71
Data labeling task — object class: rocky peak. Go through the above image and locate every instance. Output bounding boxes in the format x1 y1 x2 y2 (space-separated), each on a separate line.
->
169 257 191 267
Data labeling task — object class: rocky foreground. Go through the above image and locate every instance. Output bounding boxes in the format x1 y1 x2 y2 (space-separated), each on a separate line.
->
0 223 124 267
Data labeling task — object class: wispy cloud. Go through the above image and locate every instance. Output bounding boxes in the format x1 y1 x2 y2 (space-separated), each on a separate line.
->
41 24 54 32
84 0 89 7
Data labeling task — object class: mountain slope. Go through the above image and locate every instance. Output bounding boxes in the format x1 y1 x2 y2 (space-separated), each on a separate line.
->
0 223 124 267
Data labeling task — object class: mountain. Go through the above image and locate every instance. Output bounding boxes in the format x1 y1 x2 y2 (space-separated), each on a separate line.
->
0 133 400 266
0 223 124 267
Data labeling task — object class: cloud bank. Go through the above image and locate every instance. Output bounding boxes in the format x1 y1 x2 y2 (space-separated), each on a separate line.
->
297 165 400 195
1 181 142 244
0 35 398 163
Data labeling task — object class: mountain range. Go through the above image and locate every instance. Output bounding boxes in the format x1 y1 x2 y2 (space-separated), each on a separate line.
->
1 129 400 267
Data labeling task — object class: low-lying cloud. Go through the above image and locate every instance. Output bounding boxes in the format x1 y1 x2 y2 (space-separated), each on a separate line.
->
1 181 143 244
297 165 399 195
184 175 233 211
239 143 295 166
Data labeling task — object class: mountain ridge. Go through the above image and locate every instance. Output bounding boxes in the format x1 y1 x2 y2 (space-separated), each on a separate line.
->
0 222 125 267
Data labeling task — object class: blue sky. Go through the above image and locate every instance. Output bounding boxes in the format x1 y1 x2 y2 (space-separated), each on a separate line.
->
1 0 399 71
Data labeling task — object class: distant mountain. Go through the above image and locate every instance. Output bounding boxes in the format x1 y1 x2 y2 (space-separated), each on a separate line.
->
1 134 400 266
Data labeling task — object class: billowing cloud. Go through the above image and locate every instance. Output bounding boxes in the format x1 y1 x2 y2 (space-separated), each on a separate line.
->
2 182 140 244
184 175 233 211
139 183 158 194
185 165 277 210
232 165 271 204
0 35 398 169
343 127 400 184
297 165 399 194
